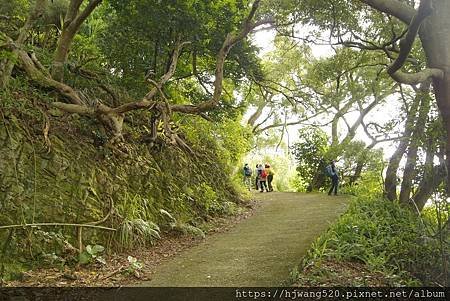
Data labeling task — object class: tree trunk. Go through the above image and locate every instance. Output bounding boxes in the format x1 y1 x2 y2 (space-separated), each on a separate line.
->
432 75 450 194
51 28 77 82
413 139 446 211
399 87 431 203
419 0 450 194
331 117 339 146
350 160 365 185
384 85 423 201
51 0 102 82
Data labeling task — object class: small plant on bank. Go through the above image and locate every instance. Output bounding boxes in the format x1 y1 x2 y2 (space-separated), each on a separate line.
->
160 208 206 238
78 245 106 265
125 256 144 278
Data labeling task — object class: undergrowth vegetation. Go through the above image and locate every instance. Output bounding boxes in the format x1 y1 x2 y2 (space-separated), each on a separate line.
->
0 80 250 282
294 194 449 287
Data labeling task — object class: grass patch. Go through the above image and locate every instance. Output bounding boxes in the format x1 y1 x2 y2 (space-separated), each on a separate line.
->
294 195 447 286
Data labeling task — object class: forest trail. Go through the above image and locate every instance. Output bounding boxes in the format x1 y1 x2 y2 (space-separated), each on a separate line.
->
139 192 349 286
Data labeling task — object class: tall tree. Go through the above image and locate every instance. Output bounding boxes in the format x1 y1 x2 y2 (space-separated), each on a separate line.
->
356 0 450 193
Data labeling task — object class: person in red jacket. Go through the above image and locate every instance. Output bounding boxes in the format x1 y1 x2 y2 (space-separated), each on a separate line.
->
257 164 269 192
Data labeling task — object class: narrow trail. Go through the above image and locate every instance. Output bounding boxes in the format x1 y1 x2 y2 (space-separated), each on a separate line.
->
140 192 349 287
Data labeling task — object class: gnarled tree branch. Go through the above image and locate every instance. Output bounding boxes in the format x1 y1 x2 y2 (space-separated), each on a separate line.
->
391 67 444 85
384 0 444 85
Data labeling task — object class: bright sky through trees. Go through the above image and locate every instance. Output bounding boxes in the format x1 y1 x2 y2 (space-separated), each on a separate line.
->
250 30 399 159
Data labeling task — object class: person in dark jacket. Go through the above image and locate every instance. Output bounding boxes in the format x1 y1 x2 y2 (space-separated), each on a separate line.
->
243 163 252 191
326 160 339 195
255 164 259 190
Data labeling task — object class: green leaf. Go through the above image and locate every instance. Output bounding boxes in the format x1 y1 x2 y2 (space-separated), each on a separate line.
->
79 252 92 264
92 244 105 254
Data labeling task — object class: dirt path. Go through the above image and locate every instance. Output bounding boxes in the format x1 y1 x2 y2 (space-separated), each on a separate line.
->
139 192 349 287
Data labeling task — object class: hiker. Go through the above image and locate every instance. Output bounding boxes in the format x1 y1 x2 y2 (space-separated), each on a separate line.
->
325 160 339 195
258 164 269 192
255 164 260 190
243 163 252 191
265 163 274 192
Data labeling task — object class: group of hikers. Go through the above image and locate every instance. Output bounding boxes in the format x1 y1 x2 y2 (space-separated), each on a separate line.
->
243 163 274 192
243 160 340 195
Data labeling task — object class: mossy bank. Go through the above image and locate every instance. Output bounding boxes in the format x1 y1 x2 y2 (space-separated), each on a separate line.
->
0 85 247 281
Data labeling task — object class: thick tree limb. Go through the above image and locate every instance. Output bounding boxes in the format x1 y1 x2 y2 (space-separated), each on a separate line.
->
52 102 94 115
382 0 444 84
360 0 417 25
172 1 271 114
52 0 103 81
391 68 444 85
387 0 432 75
247 101 266 127
18 50 84 105
72 0 103 30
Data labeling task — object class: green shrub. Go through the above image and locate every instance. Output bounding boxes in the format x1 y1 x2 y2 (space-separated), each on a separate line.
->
299 195 445 286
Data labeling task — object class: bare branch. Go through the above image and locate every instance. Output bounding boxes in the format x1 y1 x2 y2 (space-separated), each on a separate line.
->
254 107 329 134
0 223 116 232
52 102 94 115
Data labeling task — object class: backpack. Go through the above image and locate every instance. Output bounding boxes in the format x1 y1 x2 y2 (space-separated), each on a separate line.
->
325 165 333 177
244 166 252 176
261 169 268 178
